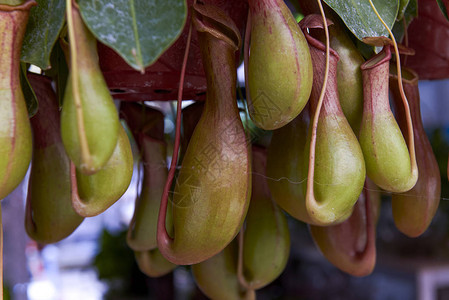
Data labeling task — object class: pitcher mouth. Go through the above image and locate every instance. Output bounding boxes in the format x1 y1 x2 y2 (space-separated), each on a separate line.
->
389 64 419 85
192 3 241 51
361 45 392 70
299 14 339 60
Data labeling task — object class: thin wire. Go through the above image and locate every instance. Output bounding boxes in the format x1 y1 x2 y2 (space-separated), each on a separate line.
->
155 164 449 202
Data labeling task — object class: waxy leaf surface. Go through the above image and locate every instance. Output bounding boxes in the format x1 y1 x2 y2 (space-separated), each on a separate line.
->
78 0 187 71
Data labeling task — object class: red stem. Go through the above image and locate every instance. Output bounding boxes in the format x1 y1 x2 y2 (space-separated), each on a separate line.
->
157 13 194 246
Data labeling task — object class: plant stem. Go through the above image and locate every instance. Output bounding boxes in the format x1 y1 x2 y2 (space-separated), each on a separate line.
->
158 0 195 245
403 17 409 65
367 0 418 186
305 0 330 211
66 0 92 167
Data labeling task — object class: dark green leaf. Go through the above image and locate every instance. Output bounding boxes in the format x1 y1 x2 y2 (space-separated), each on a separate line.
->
397 0 410 20
46 41 69 106
323 0 399 41
21 0 66 70
355 38 376 60
392 0 417 42
94 229 134 280
20 63 38 117
78 0 187 72
436 0 449 20
406 0 418 18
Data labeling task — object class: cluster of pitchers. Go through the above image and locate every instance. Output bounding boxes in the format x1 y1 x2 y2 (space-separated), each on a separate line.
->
0 0 440 299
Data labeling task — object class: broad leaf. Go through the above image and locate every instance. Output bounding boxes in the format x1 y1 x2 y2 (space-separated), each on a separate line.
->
436 0 449 20
324 0 399 41
20 63 38 117
21 0 66 70
78 0 187 72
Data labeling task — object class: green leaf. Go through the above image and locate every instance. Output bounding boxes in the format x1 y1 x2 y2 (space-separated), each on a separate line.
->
20 63 39 117
405 0 418 19
355 38 376 60
78 0 187 72
21 0 66 70
436 0 449 20
392 0 417 42
46 41 69 106
397 0 410 20
323 0 399 41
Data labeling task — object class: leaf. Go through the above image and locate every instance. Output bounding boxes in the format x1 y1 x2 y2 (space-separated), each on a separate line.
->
78 0 187 72
355 38 376 59
45 41 69 106
21 0 66 70
436 0 449 20
19 63 39 117
397 0 410 20
405 0 418 19
323 0 399 41
392 0 417 42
